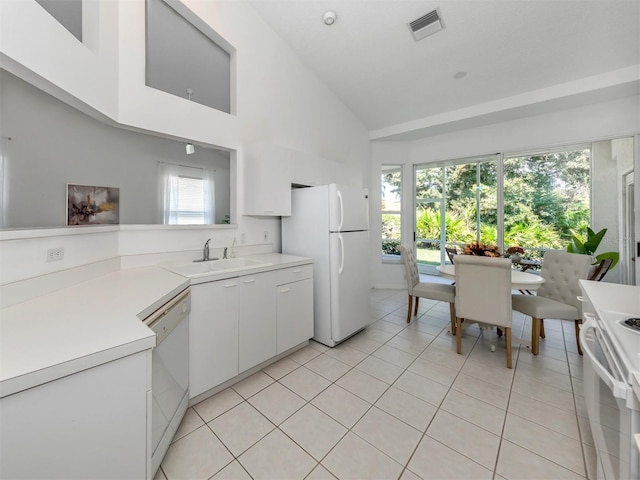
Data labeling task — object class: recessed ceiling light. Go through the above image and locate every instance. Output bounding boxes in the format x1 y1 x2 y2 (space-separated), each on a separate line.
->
453 71 467 79
323 11 337 26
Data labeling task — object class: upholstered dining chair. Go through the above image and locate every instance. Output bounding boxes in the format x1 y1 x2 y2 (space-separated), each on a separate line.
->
511 250 592 355
454 255 514 368
399 244 456 331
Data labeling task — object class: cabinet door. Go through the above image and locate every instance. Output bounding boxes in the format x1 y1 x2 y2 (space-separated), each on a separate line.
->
189 280 239 398
243 143 291 216
0 352 148 480
277 279 314 354
238 272 277 372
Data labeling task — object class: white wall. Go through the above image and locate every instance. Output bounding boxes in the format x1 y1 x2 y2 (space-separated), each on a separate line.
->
0 0 371 290
592 140 620 283
0 0 119 119
611 137 637 283
371 96 640 288
0 0 370 172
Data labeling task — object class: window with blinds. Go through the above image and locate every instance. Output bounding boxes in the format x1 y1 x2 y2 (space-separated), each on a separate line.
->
160 163 215 225
172 175 206 224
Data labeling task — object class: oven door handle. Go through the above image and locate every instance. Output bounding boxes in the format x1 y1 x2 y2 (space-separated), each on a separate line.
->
580 316 629 399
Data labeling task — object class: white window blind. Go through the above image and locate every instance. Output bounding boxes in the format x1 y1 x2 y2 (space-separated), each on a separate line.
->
159 163 215 224
174 175 205 224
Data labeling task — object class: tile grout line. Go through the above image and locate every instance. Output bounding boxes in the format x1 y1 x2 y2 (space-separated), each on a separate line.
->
161 291 591 480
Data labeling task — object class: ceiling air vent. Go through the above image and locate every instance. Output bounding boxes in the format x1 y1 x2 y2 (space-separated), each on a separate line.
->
408 8 444 41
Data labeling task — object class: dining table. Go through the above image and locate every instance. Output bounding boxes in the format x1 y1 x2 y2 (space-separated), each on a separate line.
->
436 264 545 291
436 263 545 350
511 258 542 272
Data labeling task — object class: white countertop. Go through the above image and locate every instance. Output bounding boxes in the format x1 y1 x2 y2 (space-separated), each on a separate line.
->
0 254 312 398
0 266 189 398
579 280 640 316
579 279 640 376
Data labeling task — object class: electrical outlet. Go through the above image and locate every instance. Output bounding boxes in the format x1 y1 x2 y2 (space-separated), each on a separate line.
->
46 247 64 262
263 231 268 242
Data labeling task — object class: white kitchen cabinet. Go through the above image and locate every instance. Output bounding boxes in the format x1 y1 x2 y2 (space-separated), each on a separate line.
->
189 279 239 398
239 271 277 372
274 264 314 354
188 262 313 398
243 143 291 216
277 278 314 353
0 351 149 480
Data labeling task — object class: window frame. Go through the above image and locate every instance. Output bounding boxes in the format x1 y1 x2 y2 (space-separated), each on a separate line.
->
160 163 215 225
405 144 592 272
381 164 403 261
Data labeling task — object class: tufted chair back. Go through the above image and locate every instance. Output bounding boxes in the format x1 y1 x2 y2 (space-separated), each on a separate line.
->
537 250 592 315
454 255 513 328
399 244 420 293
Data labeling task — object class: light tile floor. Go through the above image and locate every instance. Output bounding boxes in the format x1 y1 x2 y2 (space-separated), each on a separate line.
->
155 287 596 480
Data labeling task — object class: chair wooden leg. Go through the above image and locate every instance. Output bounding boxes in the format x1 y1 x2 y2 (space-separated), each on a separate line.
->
414 297 419 316
575 319 583 355
505 327 512 369
456 317 463 354
539 319 545 339
531 317 541 355
449 303 456 335
406 295 413 323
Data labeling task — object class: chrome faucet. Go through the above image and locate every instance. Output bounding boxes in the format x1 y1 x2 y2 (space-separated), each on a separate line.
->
194 238 212 262
204 239 211 261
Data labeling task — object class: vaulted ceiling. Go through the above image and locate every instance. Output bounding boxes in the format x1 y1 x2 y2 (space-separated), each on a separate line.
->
247 0 640 140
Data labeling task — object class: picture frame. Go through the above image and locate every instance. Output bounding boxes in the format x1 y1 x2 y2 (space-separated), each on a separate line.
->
67 184 120 225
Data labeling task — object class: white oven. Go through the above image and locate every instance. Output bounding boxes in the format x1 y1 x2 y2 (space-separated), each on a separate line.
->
144 287 191 478
581 310 640 480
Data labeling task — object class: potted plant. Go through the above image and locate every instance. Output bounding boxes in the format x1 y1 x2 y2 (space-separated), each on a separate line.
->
566 227 619 279
505 246 525 262
462 241 501 257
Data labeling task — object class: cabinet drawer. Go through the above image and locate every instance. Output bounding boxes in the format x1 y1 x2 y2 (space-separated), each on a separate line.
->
276 264 313 285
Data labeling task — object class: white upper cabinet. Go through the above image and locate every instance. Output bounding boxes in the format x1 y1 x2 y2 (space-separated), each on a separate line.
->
242 143 292 217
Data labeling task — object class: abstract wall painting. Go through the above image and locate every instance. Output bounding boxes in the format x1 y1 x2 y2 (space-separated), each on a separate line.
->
67 184 120 225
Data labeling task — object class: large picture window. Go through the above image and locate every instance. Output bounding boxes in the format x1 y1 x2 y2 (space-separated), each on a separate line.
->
503 147 590 258
413 156 497 270
396 146 591 273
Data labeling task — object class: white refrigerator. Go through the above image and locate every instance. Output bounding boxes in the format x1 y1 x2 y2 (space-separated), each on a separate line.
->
282 184 371 347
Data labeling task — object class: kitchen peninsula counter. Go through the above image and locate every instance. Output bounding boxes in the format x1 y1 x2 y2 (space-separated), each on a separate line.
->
0 253 313 398
0 266 189 398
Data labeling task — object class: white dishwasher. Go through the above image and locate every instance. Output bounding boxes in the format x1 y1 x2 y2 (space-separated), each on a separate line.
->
144 287 191 477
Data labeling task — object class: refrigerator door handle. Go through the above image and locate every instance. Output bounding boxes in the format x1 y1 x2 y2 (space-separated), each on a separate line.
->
336 189 344 232
338 233 344 274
